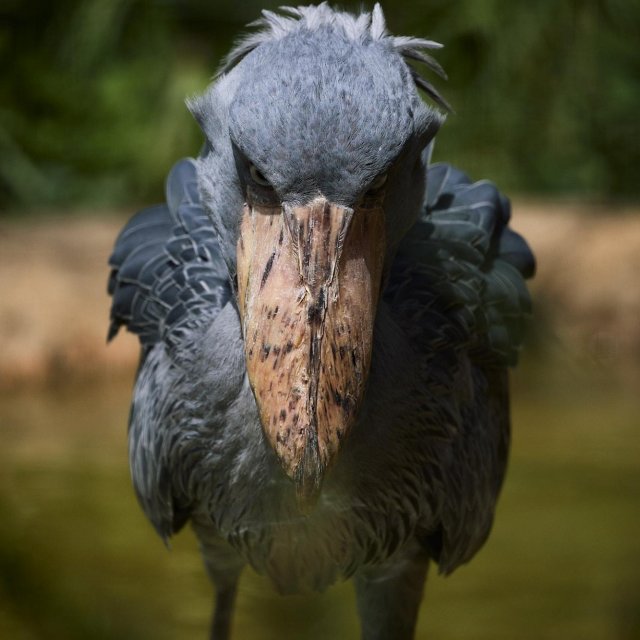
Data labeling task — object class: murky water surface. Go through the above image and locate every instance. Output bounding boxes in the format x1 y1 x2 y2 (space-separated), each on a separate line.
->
0 358 638 639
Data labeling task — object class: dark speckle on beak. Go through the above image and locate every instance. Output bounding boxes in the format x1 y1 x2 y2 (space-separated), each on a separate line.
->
260 251 276 289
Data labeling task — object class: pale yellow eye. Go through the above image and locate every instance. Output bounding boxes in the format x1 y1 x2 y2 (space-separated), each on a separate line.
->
249 164 272 187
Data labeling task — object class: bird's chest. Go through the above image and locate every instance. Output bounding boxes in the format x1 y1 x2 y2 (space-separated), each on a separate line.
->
184 332 440 592
191 429 427 593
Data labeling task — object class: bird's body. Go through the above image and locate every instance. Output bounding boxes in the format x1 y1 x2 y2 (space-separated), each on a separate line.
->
108 5 534 638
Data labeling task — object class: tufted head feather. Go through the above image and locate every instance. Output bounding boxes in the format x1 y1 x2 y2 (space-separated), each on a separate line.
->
220 3 451 112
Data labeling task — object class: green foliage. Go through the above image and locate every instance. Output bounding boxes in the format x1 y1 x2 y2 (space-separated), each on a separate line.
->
1 0 638 210
423 0 640 198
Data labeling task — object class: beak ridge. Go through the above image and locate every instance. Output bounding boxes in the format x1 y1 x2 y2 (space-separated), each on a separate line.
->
283 199 354 294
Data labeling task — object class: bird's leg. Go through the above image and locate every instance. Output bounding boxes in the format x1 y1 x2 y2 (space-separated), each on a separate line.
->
198 536 245 640
209 578 240 640
353 544 429 640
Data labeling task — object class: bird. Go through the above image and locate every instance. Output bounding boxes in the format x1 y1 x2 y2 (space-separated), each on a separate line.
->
107 4 535 639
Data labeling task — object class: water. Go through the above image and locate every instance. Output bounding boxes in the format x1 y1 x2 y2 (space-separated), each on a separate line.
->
0 357 638 639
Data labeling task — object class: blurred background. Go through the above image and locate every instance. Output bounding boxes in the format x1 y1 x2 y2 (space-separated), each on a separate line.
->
1 1 639 638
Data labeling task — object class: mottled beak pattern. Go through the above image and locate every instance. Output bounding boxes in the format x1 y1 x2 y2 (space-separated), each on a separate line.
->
236 196 386 506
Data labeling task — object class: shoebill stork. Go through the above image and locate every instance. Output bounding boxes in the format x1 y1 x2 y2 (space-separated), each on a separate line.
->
108 4 534 639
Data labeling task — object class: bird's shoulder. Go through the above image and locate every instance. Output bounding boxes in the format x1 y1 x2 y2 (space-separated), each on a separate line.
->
107 158 232 353
386 162 535 368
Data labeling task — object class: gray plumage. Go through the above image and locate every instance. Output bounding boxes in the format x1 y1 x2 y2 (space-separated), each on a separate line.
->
108 4 534 639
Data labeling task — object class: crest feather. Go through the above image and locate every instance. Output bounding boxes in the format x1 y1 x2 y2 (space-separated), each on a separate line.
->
219 4 451 112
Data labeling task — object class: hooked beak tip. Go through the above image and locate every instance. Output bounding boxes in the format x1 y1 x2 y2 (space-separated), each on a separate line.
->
291 434 324 511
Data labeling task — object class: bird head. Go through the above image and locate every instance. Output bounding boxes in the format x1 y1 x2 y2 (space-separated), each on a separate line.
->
190 3 446 507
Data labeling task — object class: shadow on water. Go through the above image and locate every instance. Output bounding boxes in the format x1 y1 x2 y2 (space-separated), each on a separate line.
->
0 354 638 639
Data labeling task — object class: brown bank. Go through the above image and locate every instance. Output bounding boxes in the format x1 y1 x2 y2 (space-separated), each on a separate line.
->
1 202 639 389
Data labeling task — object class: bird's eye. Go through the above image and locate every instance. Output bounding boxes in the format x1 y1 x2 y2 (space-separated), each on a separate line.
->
249 164 272 188
368 173 388 193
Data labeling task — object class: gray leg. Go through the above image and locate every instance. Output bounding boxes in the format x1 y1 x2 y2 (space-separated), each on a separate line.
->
198 535 245 640
209 577 241 640
353 545 430 640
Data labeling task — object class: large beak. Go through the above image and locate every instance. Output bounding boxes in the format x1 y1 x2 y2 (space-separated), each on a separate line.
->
236 195 386 507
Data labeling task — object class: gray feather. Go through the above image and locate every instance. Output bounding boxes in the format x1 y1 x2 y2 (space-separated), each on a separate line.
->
218 3 450 113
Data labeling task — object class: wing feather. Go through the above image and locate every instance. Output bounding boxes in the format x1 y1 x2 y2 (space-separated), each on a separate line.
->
107 158 233 538
386 162 534 571
107 158 231 351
